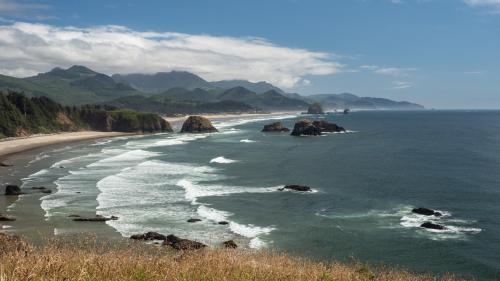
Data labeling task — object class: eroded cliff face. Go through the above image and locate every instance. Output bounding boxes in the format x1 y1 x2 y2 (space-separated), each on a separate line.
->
0 92 172 138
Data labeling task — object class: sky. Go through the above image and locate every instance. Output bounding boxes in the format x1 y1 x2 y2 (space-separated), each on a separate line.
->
0 0 499 108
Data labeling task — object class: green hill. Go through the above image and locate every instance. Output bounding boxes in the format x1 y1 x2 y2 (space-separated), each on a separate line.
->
0 66 141 105
0 91 171 139
112 71 213 92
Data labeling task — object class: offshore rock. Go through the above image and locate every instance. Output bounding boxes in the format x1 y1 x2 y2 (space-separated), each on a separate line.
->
180 116 218 133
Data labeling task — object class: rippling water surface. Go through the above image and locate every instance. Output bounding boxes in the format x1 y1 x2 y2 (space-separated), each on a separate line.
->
15 111 500 279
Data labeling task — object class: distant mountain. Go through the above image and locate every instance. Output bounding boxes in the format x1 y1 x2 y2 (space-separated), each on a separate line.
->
217 87 309 110
105 95 257 115
308 93 424 110
0 65 140 105
210 80 285 94
112 71 213 92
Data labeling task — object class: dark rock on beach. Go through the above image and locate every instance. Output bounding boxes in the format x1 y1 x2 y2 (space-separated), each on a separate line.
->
278 185 312 192
261 122 290 132
41 190 52 194
4 185 23 196
222 240 238 249
312 120 345 133
163 234 206 250
0 162 13 167
307 102 324 114
290 120 322 136
31 186 46 190
412 208 442 217
73 215 118 222
68 214 81 218
130 232 167 241
187 218 202 223
0 214 16 221
218 221 229 225
421 222 446 230
180 116 218 133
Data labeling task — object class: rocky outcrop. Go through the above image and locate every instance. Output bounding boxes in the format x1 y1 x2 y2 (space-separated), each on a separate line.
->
180 116 218 133
222 240 238 249
307 103 324 114
261 122 290 132
0 214 16 221
420 222 446 230
187 218 202 223
4 185 23 196
412 208 442 217
73 215 118 222
278 185 312 192
291 119 346 136
312 120 345 133
163 234 206 250
290 120 322 136
130 232 167 241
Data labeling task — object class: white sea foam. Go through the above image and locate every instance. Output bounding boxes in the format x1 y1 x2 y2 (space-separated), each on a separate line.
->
249 237 267 249
209 156 238 164
214 114 297 129
240 139 256 143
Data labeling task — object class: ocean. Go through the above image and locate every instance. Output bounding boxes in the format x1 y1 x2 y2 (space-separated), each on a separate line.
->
7 110 500 279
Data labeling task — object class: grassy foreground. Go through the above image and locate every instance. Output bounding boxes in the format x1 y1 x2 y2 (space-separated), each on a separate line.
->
0 233 460 281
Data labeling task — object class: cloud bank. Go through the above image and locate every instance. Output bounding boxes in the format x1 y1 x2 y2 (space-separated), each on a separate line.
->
0 22 341 88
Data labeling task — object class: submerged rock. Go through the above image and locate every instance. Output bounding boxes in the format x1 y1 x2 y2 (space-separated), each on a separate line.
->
420 222 446 230
41 190 52 194
180 116 218 133
0 214 16 221
130 232 167 241
278 185 312 192
31 186 46 190
0 162 13 167
222 240 238 249
218 221 229 225
4 185 23 196
73 215 118 222
261 122 290 132
187 218 202 223
412 208 442 217
312 120 345 133
307 103 324 114
290 120 322 136
163 234 206 250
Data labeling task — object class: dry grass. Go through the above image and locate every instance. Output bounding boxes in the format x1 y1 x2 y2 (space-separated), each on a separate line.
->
0 233 462 281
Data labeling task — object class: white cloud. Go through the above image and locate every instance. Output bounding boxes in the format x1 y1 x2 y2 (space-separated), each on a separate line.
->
392 81 413 89
360 65 417 76
0 22 341 88
464 0 500 12
0 0 48 13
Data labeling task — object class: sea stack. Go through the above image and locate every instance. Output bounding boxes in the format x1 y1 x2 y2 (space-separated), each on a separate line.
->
180 116 218 133
261 122 290 132
4 185 23 196
307 102 324 114
290 120 322 136
312 120 345 133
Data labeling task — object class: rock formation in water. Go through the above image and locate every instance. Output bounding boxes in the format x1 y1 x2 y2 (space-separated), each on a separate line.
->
222 240 238 249
278 185 312 192
290 120 322 136
163 234 206 250
412 208 442 217
187 218 202 223
420 222 446 230
4 185 23 196
261 122 290 132
312 120 345 133
180 116 218 133
307 102 324 114
0 214 16 221
72 215 118 222
130 232 167 241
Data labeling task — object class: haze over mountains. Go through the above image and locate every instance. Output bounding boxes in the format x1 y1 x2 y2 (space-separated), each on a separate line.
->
0 66 424 115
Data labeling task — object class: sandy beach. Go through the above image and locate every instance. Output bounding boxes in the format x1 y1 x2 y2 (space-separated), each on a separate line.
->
0 131 135 160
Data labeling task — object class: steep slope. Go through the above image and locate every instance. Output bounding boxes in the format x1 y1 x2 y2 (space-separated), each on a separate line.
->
112 71 213 92
217 87 308 110
0 91 170 138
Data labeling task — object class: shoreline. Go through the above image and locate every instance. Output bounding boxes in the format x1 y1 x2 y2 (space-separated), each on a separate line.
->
0 131 137 161
163 111 299 125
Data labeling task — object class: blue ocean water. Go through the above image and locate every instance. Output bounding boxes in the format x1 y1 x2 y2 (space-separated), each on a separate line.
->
14 111 500 279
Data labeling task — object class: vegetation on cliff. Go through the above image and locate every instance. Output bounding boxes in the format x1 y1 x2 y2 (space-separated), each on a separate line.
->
0 91 171 139
0 234 460 281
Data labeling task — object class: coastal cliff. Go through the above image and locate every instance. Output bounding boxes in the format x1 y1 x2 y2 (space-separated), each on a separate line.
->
0 91 171 138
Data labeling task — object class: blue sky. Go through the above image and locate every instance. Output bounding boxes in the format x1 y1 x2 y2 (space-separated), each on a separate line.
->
0 0 499 108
